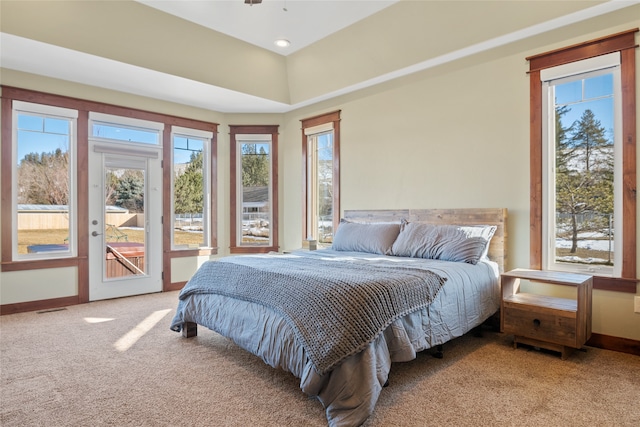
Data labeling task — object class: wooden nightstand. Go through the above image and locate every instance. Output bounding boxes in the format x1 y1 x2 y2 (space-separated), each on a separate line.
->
500 269 593 359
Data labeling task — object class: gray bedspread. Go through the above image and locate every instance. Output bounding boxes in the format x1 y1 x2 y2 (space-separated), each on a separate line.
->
170 250 500 427
172 255 446 375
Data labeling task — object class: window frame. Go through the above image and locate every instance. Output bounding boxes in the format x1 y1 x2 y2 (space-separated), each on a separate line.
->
301 111 341 247
528 29 638 292
229 125 279 254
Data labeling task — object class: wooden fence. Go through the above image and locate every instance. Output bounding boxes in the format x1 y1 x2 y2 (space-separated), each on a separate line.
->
18 212 142 230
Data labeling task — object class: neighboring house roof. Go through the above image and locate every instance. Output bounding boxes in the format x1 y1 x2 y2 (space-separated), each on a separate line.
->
243 186 268 205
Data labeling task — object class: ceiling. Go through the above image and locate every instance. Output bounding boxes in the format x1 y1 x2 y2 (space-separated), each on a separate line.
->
1 1 638 114
135 0 399 56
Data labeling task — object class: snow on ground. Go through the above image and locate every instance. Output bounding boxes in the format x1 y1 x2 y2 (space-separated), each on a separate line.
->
556 232 613 264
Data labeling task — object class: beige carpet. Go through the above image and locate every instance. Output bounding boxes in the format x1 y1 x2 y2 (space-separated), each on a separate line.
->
1 291 639 427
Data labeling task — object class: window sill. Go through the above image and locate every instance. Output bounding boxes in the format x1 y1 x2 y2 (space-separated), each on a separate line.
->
169 248 218 258
593 276 637 293
230 246 278 254
1 257 84 272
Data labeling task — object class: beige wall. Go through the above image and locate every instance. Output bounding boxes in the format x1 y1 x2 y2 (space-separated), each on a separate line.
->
1 8 638 340
285 0 606 104
280 16 640 340
1 1 290 103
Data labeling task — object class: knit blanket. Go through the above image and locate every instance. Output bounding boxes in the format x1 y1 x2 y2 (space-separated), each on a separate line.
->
176 255 446 375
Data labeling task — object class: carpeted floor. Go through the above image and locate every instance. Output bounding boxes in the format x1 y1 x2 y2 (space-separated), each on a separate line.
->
1 291 639 426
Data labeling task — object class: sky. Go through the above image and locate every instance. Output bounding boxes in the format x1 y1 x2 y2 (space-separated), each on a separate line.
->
16 115 208 166
16 115 70 163
554 72 614 139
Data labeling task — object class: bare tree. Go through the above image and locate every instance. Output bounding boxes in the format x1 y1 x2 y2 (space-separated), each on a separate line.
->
17 149 69 205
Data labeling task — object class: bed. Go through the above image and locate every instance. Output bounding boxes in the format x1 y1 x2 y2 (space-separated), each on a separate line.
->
170 208 507 427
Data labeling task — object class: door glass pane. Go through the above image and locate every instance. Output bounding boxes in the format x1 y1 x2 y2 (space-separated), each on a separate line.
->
16 114 72 256
241 142 270 246
104 166 146 278
552 72 615 268
307 132 333 245
173 136 205 248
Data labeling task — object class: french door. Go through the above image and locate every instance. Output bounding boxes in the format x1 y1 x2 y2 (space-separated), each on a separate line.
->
88 142 162 301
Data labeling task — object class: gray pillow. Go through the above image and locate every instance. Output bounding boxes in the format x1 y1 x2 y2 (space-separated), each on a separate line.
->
456 225 497 260
331 220 401 255
390 222 441 259
391 222 496 264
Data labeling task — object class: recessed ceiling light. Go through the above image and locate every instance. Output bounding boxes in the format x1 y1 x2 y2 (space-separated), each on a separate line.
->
274 39 290 48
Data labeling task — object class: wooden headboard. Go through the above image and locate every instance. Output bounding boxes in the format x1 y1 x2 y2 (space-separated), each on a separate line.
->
343 208 508 273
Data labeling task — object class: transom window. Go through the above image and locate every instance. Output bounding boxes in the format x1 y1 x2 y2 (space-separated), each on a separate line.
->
90 113 162 145
91 122 159 144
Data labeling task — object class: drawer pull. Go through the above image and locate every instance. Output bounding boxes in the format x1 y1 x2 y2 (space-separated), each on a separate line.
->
533 318 541 327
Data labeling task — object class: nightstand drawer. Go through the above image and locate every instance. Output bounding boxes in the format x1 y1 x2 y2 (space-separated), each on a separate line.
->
502 304 577 347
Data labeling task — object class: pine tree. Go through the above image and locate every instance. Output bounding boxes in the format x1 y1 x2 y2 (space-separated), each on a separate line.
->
569 109 611 173
555 108 614 255
555 105 573 174
115 170 145 212
174 151 204 215
241 144 269 187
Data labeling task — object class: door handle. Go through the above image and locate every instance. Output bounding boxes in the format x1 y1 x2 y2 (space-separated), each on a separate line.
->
91 231 102 237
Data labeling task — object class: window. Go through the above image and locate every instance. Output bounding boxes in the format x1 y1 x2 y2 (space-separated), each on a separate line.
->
229 125 278 253
541 53 621 277
2 86 218 291
528 29 637 292
301 111 340 248
91 122 160 145
12 101 78 260
171 127 213 250
89 112 164 147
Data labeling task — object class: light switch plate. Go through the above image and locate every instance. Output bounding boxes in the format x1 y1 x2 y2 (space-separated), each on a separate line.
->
635 296 640 313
